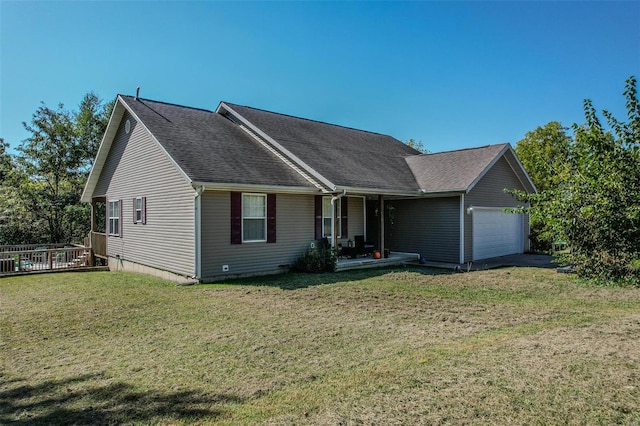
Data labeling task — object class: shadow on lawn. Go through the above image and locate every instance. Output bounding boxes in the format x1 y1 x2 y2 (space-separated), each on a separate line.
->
0 373 242 425
214 265 451 290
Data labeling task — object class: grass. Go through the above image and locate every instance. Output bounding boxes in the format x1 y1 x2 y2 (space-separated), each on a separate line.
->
1 266 639 425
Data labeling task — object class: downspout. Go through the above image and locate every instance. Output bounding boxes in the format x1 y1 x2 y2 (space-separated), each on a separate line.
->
460 194 465 264
193 185 205 280
330 190 347 248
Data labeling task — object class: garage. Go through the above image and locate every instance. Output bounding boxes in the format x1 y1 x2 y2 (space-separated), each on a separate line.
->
472 207 524 261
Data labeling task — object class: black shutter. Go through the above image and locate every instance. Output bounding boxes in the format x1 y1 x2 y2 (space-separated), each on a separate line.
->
267 194 276 243
118 199 123 237
314 195 323 240
230 192 242 244
141 197 147 225
341 197 348 237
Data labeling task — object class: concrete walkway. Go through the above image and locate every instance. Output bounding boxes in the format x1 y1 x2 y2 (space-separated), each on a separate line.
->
416 253 557 272
336 252 419 272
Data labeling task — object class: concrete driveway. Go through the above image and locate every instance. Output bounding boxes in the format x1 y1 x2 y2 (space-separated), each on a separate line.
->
471 253 558 270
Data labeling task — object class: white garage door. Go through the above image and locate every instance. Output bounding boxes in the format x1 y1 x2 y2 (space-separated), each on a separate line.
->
472 208 523 261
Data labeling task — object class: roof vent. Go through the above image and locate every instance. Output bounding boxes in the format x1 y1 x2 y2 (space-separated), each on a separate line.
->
135 87 140 100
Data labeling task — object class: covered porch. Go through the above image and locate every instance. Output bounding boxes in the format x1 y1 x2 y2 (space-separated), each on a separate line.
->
320 191 421 271
323 193 401 260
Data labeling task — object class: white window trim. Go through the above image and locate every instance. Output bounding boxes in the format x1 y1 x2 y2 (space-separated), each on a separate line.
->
133 197 146 223
322 196 342 239
108 200 120 236
242 193 267 243
135 197 143 223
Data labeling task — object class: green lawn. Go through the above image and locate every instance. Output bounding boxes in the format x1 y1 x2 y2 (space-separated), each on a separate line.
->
2 267 639 425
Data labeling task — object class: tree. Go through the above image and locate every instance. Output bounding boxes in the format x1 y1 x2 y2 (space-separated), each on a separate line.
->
514 122 572 251
405 138 429 154
0 138 44 244
0 139 12 183
513 76 640 283
515 122 572 192
76 93 114 172
3 93 112 244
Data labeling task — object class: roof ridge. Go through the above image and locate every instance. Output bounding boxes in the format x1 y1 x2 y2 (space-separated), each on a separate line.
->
119 94 214 113
421 143 509 157
221 101 393 138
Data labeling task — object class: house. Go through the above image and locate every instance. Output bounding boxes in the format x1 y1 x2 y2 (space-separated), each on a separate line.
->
80 95 536 282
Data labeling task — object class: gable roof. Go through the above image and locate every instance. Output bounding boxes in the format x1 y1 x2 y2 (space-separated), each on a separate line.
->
83 94 536 203
120 96 318 188
81 96 318 202
219 102 422 194
406 143 536 194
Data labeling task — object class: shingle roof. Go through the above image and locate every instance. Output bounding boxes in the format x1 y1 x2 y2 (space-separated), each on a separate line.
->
221 103 422 192
406 144 510 193
120 96 315 188
84 94 534 203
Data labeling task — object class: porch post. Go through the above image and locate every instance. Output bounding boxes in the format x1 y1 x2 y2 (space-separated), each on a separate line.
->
378 195 385 255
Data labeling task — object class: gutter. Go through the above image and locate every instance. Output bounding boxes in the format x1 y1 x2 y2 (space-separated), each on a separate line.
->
190 181 325 195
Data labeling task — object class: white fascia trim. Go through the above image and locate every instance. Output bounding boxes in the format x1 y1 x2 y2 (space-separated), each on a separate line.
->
121 97 193 188
466 144 537 194
336 186 427 197
81 98 125 203
466 144 509 194
191 181 322 195
418 189 468 197
218 102 336 191
237 123 327 192
503 145 538 193
81 95 194 203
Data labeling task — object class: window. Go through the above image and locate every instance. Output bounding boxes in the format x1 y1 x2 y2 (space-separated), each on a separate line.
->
135 198 142 222
322 196 341 238
231 192 275 244
243 194 266 242
108 200 121 236
315 195 348 241
133 196 146 224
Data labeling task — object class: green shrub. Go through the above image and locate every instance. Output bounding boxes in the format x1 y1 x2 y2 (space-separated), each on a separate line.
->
294 247 337 273
572 251 640 286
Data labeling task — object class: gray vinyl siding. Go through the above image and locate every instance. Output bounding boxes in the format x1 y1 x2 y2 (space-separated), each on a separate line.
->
464 155 529 262
200 191 315 280
93 111 195 276
386 197 460 263
337 196 365 245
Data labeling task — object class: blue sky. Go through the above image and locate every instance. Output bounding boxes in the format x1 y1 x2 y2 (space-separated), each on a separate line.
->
1 1 638 155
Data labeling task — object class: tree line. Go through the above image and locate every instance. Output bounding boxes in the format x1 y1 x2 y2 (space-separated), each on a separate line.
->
0 93 113 245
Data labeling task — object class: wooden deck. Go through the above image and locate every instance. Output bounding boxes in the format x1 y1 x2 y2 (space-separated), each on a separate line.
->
0 244 100 277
